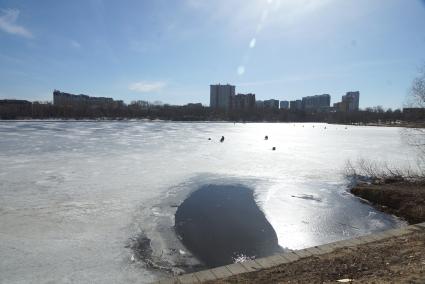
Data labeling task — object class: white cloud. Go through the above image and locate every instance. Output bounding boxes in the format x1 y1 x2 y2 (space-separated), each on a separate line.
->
0 9 33 38
129 81 167 93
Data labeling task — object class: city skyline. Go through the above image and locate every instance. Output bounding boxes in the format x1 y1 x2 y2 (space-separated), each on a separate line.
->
1 0 425 109
209 83 359 112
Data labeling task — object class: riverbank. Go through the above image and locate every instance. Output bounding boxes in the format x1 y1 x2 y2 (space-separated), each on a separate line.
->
351 179 425 224
155 224 425 283
1 119 424 128
208 228 425 283
155 179 425 283
342 121 425 128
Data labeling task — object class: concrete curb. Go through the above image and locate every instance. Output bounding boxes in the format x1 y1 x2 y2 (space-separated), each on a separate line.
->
153 222 425 284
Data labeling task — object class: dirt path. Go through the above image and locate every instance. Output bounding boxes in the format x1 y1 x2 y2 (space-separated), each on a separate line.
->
208 230 425 283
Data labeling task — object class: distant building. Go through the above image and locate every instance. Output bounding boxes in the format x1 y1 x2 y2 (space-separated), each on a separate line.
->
263 99 279 109
0 99 32 105
210 84 235 110
256 100 264 108
333 101 347 112
130 100 150 109
232 93 255 110
185 103 203 109
343 91 360 112
280 101 289 109
290 100 302 111
0 99 32 118
114 100 125 107
403 108 425 121
334 91 360 112
301 94 330 112
53 90 122 108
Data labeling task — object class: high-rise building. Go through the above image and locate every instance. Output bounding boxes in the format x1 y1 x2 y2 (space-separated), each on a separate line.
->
53 90 122 108
333 101 348 112
334 91 360 112
280 100 289 109
301 94 330 111
0 99 32 118
210 84 235 110
232 93 255 110
290 100 303 111
342 91 360 112
263 99 279 109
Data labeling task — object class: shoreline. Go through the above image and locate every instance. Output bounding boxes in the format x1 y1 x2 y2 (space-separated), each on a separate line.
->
154 179 425 283
155 224 425 283
0 119 423 128
350 179 425 224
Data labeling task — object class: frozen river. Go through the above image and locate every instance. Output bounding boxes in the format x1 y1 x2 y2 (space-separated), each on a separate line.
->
0 121 418 283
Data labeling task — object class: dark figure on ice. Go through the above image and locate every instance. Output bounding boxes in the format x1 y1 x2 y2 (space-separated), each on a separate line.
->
264 135 268 140
220 136 225 143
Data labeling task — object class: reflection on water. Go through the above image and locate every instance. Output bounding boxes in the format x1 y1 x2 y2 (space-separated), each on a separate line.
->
263 178 405 250
175 184 282 267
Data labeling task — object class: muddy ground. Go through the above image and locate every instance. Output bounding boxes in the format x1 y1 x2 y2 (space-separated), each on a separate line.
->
351 180 425 224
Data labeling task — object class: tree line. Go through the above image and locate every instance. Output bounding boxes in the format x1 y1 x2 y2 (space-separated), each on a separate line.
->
0 100 423 125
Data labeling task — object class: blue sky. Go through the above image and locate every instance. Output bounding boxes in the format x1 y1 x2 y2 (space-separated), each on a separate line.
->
0 0 424 109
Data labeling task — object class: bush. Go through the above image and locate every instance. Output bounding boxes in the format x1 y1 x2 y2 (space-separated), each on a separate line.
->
345 158 424 183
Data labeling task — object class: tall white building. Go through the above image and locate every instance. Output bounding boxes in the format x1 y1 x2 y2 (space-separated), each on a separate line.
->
210 84 235 110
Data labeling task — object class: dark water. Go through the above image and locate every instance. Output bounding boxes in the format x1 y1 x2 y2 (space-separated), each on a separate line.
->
174 184 282 267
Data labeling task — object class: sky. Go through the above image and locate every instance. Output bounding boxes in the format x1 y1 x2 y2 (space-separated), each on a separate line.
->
0 0 425 109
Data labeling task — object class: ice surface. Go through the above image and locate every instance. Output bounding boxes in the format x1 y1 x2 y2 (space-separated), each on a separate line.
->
0 121 419 283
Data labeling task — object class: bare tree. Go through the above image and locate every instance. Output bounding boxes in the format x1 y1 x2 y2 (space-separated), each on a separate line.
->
409 65 425 108
403 65 425 163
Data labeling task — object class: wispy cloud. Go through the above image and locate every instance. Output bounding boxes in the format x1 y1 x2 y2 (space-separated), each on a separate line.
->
0 9 33 38
129 81 167 93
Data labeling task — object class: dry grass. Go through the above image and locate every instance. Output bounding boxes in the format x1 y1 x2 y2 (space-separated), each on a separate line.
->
208 231 425 284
